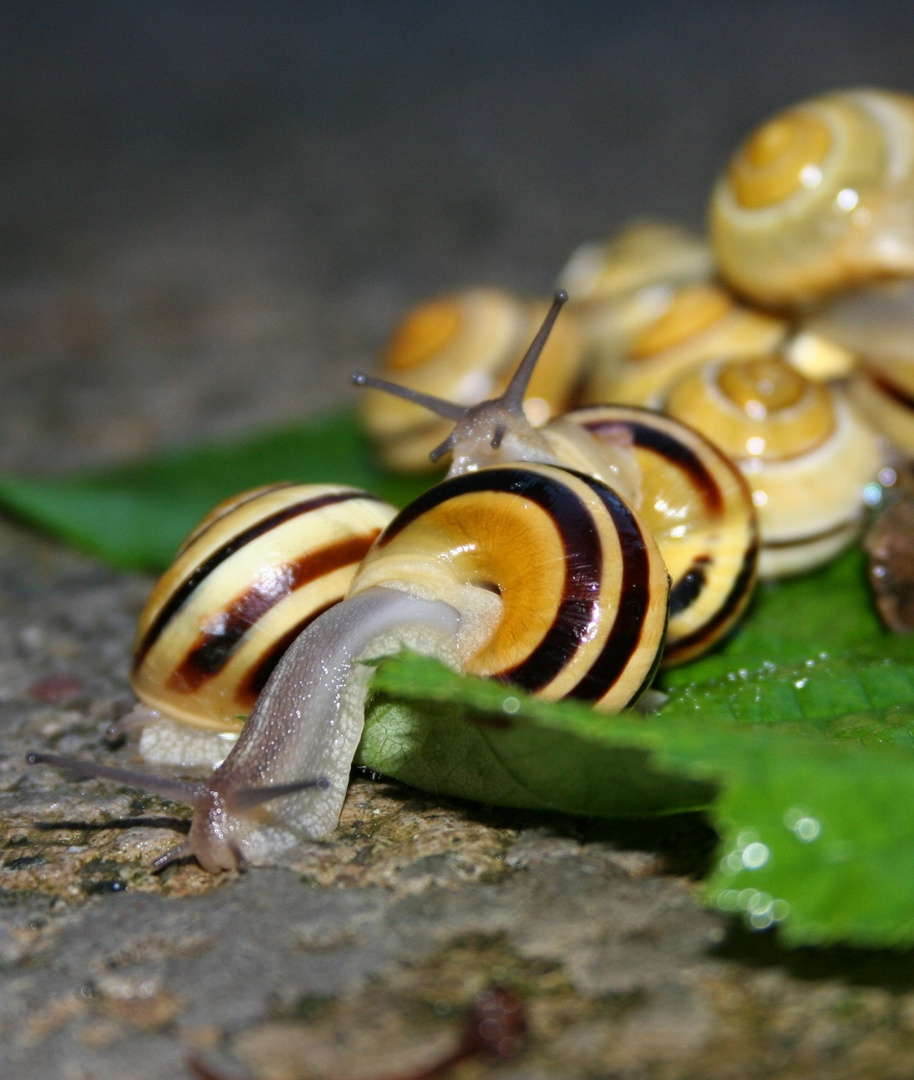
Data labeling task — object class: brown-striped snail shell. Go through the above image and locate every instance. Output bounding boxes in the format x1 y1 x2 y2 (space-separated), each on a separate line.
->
710 88 914 308
361 287 585 471
30 293 670 873
561 405 758 665
663 355 883 578
581 281 787 407
124 482 398 766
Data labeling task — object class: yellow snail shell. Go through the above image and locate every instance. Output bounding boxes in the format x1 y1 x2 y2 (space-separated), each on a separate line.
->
561 405 758 665
581 282 786 406
710 88 914 307
557 219 714 304
664 356 883 577
804 280 914 452
349 461 670 711
128 482 397 762
557 222 717 392
361 287 584 471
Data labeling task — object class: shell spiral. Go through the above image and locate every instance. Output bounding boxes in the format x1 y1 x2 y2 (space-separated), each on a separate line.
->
710 88 914 307
348 462 671 711
561 405 759 665
131 482 397 733
663 357 882 577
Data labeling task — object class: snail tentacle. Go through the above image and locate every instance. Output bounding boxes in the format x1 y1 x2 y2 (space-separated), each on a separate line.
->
356 292 574 476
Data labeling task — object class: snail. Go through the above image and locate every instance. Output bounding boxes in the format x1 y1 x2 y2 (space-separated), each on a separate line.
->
560 404 758 665
122 481 399 767
557 220 714 306
557 220 853 406
662 355 883 578
710 88 914 308
580 281 787 407
29 293 670 873
361 287 585 472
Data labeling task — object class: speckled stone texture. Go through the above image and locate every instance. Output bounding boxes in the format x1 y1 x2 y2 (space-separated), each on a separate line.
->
5 4 914 1079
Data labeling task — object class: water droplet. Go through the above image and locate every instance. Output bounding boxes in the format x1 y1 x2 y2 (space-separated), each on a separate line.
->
741 842 770 869
793 816 821 842
770 899 790 922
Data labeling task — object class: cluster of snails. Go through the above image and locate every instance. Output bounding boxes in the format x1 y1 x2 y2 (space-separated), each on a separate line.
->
365 87 914 581
29 86 914 873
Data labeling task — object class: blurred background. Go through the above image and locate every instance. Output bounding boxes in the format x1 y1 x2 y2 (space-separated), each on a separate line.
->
2 0 913 475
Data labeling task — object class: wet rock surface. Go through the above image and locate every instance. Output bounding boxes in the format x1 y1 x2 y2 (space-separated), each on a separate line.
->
5 5 914 1078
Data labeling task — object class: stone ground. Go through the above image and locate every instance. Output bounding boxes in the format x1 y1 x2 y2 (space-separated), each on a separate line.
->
4 4 914 1078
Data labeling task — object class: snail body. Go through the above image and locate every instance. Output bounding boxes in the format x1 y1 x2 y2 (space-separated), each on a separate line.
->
362 288 585 471
710 88 914 307
31 294 671 872
663 356 883 577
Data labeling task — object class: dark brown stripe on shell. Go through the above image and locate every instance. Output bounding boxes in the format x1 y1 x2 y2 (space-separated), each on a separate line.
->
580 411 724 515
135 489 384 668
166 531 382 694
379 467 604 694
565 473 659 703
869 369 914 412
662 533 759 664
668 556 713 617
175 483 296 557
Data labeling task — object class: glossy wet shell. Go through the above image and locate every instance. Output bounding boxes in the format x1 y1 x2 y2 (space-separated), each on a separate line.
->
349 462 670 712
558 220 714 304
132 483 398 732
582 282 786 406
562 405 758 665
710 88 914 307
804 280 914 453
361 288 584 471
851 357 914 454
664 357 883 577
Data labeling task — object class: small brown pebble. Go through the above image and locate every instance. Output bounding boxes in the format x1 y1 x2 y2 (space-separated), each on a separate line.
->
28 673 87 704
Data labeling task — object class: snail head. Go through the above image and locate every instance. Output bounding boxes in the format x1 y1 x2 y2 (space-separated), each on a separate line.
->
353 290 569 476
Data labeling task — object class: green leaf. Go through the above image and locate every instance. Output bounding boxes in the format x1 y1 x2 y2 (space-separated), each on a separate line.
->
0 411 432 569
364 651 914 947
361 658 715 818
